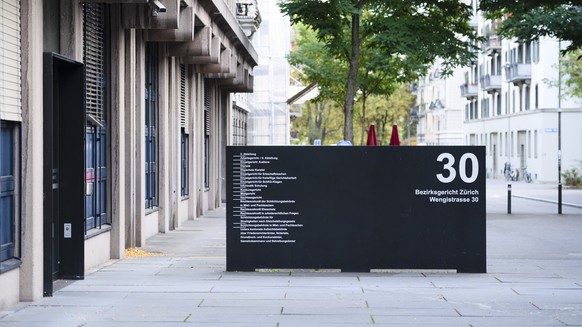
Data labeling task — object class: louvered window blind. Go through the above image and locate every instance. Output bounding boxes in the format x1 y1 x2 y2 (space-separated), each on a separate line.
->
0 0 21 122
84 3 105 124
179 64 189 132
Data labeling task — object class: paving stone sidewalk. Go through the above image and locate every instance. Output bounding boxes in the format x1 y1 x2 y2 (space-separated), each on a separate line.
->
1 181 581 326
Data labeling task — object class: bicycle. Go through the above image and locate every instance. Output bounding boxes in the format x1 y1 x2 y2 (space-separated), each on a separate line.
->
521 167 532 183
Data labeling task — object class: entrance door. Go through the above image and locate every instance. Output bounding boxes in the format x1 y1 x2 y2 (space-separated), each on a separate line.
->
43 53 85 296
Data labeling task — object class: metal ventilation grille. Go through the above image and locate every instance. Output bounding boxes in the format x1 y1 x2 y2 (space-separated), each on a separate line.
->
84 3 105 123
179 64 189 133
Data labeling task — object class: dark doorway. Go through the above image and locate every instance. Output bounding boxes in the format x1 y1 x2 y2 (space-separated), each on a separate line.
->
43 53 85 296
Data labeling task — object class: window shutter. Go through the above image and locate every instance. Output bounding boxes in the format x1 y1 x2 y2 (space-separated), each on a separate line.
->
0 0 21 122
179 64 189 133
204 86 210 136
84 3 105 124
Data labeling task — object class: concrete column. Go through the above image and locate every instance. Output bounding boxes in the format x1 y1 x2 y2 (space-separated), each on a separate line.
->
19 0 44 302
124 28 137 248
196 75 204 217
135 33 145 246
209 86 220 209
220 92 228 204
109 5 126 259
59 0 83 61
187 68 197 220
158 47 170 233
169 57 179 230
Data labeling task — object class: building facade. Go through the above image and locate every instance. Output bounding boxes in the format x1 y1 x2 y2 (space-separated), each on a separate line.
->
0 0 258 309
416 4 582 183
246 0 290 145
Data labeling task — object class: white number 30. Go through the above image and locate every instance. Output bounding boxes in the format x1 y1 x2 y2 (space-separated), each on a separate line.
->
436 153 478 184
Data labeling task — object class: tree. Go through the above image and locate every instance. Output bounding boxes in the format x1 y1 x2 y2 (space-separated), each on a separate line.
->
357 86 415 145
292 100 344 145
479 1 582 53
562 49 582 98
544 49 582 101
279 0 477 142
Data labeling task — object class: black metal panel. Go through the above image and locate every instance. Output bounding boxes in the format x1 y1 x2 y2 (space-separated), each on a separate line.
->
227 146 486 273
43 53 85 296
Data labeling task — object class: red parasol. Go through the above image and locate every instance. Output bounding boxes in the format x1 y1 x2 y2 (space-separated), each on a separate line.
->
389 124 400 146
366 124 378 146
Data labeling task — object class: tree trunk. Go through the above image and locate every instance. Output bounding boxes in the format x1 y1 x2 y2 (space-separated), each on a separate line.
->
343 13 360 143
359 91 367 145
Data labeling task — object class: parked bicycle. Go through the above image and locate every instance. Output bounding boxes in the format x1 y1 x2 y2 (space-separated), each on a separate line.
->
504 161 512 181
521 167 532 183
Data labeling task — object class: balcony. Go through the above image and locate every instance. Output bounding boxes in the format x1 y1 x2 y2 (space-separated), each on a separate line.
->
479 74 502 93
505 62 532 86
236 0 262 38
481 35 501 56
460 83 478 98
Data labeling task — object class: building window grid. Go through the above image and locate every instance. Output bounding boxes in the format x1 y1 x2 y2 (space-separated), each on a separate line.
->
524 85 530 110
145 44 158 209
0 122 18 263
232 106 248 146
534 130 538 158
203 86 211 190
83 3 109 231
179 65 189 197
180 129 189 197
528 130 532 158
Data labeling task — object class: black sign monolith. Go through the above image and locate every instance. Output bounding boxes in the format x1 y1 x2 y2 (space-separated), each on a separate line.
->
227 146 486 273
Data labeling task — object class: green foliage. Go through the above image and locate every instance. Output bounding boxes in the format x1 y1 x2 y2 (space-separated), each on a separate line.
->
543 49 582 102
288 25 348 101
562 50 582 98
355 86 416 145
562 160 582 187
480 1 582 53
279 0 478 142
291 100 344 145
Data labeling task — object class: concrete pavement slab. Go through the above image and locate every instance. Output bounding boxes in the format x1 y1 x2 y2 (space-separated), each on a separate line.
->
1 180 582 326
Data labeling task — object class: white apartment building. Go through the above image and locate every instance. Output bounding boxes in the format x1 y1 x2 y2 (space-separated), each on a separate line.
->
417 7 582 183
414 59 467 146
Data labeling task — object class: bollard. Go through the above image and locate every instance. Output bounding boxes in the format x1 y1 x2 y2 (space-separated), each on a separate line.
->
507 183 512 214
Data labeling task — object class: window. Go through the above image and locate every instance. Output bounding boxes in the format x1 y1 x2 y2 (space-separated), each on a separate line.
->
204 86 211 189
525 42 532 63
0 123 19 266
511 132 514 157
1 122 19 263
528 131 531 158
534 130 538 158
145 43 159 209
519 87 525 111
504 132 508 156
84 3 109 231
232 106 248 146
524 85 530 110
505 91 508 115
535 84 539 109
179 65 189 197
181 129 189 197
1 0 21 265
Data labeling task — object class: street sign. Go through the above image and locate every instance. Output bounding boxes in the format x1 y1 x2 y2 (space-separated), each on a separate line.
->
227 146 486 273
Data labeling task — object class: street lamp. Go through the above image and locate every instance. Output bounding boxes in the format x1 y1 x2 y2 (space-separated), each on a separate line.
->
558 40 562 214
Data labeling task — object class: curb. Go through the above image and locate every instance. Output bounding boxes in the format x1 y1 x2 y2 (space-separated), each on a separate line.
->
512 194 582 209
